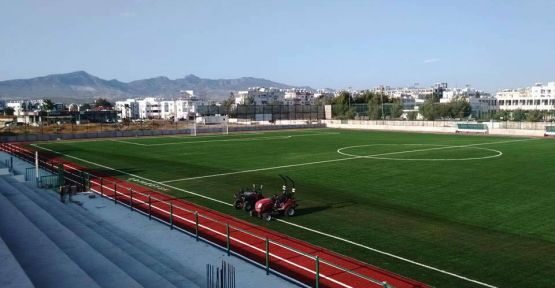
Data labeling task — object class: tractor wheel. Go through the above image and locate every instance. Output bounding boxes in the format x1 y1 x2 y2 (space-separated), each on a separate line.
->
263 213 272 222
285 207 295 217
243 202 253 212
234 200 242 210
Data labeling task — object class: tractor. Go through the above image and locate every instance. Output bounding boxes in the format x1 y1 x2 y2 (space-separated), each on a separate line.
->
233 184 264 212
250 175 297 221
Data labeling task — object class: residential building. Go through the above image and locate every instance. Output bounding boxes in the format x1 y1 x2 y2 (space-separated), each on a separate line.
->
235 87 285 105
441 86 497 116
115 90 201 120
284 89 314 105
115 99 140 119
496 82 555 111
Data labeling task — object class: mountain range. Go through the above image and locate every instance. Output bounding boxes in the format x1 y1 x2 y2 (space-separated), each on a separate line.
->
0 71 310 103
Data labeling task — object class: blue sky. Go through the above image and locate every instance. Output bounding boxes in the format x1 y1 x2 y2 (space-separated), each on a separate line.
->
1 0 554 92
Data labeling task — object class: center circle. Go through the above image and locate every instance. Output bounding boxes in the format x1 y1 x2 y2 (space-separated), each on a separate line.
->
337 144 502 161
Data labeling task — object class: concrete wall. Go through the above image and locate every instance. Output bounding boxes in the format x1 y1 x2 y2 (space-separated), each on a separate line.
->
322 120 547 137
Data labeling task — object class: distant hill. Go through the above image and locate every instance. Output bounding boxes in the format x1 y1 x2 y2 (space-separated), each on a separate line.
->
0 71 309 103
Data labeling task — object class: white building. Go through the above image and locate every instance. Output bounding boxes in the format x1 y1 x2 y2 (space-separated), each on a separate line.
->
115 90 201 120
6 100 43 113
115 99 140 119
371 85 436 111
496 82 555 111
235 87 285 105
441 87 497 116
284 89 314 105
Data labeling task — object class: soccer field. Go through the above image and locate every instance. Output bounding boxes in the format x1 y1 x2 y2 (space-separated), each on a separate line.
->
32 128 555 288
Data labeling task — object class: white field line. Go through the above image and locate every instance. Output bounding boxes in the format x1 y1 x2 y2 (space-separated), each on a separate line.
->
167 131 266 139
162 137 537 183
88 185 361 288
31 144 233 207
109 139 147 146
31 137 536 288
162 157 361 183
144 132 340 146
103 132 340 147
275 219 496 288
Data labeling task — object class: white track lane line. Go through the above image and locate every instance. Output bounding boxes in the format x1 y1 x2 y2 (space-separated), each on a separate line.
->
161 137 537 183
29 138 537 287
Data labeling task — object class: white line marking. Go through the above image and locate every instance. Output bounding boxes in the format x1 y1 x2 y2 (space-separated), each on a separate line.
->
167 131 266 139
31 137 536 288
162 157 360 183
337 144 503 161
31 144 233 207
109 139 147 146
143 132 340 146
275 219 496 288
162 138 537 183
101 132 340 147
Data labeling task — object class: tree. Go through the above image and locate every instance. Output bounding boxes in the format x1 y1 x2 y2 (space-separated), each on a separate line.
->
94 98 113 108
330 91 353 119
391 99 404 119
407 111 418 120
449 98 471 119
3 107 14 116
368 102 382 120
80 103 92 111
419 100 437 120
492 110 510 121
41 99 55 111
512 109 526 121
222 93 235 112
526 110 544 122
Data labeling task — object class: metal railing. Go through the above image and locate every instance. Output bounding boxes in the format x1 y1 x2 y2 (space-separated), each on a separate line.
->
0 143 400 288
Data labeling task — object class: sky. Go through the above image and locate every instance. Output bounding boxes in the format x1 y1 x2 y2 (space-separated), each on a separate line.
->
1 0 554 92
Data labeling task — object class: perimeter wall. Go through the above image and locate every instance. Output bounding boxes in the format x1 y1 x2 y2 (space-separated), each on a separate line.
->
322 120 547 137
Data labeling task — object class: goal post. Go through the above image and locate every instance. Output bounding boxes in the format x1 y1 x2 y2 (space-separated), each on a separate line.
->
190 114 229 136
223 115 229 135
191 115 197 136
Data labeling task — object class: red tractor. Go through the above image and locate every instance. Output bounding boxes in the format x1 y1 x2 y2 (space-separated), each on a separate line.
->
250 175 297 221
233 184 264 212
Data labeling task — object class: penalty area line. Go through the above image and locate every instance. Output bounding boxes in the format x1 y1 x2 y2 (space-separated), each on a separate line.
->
30 142 499 288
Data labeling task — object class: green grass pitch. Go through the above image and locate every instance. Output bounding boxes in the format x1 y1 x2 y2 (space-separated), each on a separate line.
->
33 129 555 288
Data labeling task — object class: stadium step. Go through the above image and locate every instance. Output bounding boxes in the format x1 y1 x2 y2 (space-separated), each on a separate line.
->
0 180 100 288
0 176 144 288
17 179 199 288
0 235 35 288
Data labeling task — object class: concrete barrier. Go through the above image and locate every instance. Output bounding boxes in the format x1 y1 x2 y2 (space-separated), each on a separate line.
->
322 120 547 137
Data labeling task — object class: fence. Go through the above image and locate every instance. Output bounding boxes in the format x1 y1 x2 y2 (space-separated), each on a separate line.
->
324 119 553 131
0 122 325 143
197 104 325 122
0 143 399 288
206 261 236 288
331 103 555 122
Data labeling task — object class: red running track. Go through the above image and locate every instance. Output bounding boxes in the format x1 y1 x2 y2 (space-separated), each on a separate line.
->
6 143 430 288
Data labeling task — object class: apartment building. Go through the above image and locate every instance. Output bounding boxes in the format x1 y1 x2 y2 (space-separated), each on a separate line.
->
496 82 555 111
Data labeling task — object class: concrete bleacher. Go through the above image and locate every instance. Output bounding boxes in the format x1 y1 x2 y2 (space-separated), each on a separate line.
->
0 152 298 288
